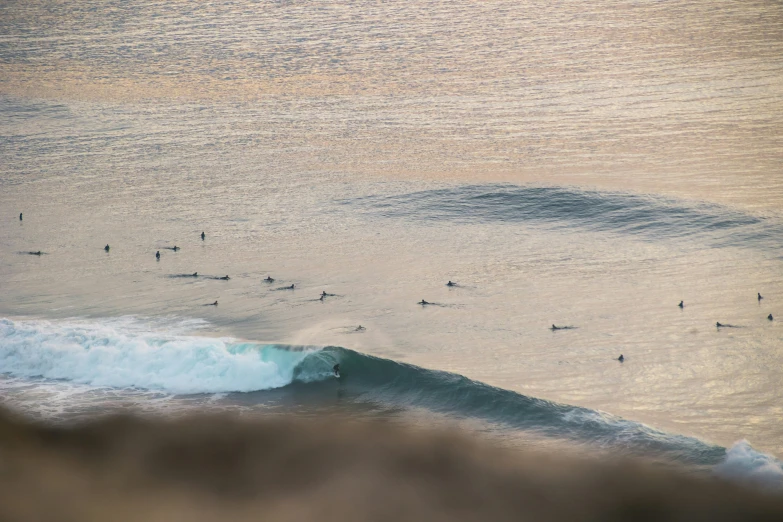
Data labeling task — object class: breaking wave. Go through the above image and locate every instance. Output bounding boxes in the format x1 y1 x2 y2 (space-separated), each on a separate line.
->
0 318 320 394
2 317 781 488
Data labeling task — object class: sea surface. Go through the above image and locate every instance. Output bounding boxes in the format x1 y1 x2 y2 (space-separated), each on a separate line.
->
2 0 783 488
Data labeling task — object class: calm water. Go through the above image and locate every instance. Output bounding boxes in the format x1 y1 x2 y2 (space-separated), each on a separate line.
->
1 0 782 483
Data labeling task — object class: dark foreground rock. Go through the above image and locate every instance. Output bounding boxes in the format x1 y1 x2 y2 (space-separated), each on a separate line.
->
0 410 781 522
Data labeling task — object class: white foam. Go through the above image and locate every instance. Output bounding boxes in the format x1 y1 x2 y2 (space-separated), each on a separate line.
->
715 440 783 490
0 318 319 394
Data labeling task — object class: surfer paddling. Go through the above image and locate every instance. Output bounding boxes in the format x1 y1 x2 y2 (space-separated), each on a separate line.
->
716 322 739 328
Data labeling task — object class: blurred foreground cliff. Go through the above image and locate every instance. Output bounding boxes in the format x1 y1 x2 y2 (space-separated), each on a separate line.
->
1 409 782 522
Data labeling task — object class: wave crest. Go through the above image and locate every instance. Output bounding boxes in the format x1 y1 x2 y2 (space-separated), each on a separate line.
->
0 318 324 394
716 440 783 490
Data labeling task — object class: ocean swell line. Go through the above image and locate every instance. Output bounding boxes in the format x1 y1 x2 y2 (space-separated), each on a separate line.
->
344 184 783 253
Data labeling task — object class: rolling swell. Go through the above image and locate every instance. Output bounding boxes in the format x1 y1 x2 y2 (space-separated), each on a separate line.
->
346 184 783 252
303 346 726 466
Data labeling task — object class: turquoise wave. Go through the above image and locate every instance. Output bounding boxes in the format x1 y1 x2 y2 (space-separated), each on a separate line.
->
293 346 726 466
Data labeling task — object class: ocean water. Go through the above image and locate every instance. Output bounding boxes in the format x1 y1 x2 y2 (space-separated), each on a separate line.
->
2 0 783 488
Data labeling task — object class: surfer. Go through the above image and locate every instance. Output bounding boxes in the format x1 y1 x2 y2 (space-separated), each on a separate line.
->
716 322 723 328
333 364 341 378
319 294 326 301
219 275 230 280
716 322 737 328
28 251 42 256
155 251 160 260
19 213 22 221
418 300 430 305
769 314 774 321
264 276 274 283
191 272 198 277
104 244 110 252
355 325 365 331
618 354 624 362
201 231 205 240
678 301 684 308
446 281 456 287
550 324 561 330
758 293 763 301
208 301 218 306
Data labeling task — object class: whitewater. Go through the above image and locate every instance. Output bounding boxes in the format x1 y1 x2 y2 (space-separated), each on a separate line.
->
0 318 317 394
1 316 782 491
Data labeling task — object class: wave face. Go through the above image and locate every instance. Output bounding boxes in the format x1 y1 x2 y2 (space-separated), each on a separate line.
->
1 317 724 466
346 184 783 253
313 346 727 466
0 319 318 394
5 316 783 487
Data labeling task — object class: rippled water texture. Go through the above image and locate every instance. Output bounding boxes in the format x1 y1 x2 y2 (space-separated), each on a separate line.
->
2 0 782 207
1 0 782 457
